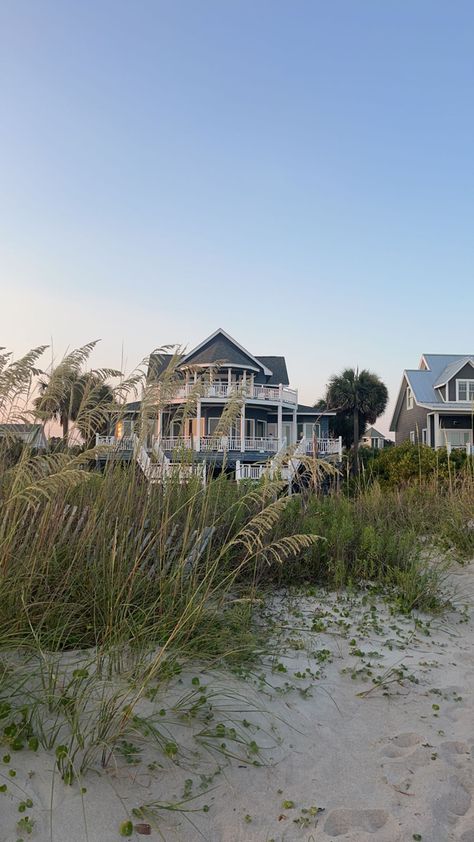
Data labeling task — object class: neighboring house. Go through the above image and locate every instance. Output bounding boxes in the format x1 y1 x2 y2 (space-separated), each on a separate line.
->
361 426 391 450
98 329 342 480
0 423 48 450
390 354 474 451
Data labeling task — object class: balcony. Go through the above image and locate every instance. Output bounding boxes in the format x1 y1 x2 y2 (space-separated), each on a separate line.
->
96 434 342 458
161 435 280 453
169 383 298 405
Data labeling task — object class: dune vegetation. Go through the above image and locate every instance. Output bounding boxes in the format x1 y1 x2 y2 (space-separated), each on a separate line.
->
0 344 472 839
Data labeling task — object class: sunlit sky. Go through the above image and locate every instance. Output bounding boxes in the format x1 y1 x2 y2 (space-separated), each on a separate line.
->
1 1 473 433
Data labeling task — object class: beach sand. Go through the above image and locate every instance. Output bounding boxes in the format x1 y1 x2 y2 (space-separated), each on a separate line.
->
2 560 474 842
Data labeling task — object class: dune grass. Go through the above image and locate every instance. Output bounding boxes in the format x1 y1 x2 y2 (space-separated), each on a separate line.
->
0 344 472 838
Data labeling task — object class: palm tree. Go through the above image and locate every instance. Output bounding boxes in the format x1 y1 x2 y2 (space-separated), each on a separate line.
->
34 343 121 444
326 368 388 475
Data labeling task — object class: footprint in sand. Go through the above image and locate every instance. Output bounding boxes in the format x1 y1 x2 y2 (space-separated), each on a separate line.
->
380 733 422 758
460 830 474 842
433 775 472 823
324 808 389 837
439 741 471 767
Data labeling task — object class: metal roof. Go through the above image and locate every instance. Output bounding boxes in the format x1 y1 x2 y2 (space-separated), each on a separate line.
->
390 353 474 430
433 357 474 387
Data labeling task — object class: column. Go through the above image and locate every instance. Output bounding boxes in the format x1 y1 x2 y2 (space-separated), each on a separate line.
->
277 398 283 446
292 408 297 445
240 404 246 451
157 410 163 442
434 412 441 449
196 399 201 451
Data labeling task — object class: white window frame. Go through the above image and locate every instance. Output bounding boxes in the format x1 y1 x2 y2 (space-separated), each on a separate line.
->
255 419 267 438
245 418 255 438
409 430 415 443
422 428 427 445
406 386 414 410
456 379 474 402
207 416 221 435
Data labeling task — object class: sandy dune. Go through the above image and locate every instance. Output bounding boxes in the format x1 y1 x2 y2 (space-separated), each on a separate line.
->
2 561 474 842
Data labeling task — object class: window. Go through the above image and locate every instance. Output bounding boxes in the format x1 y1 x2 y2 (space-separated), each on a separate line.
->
255 419 266 437
407 386 414 410
456 379 474 401
372 438 379 449
207 417 220 435
409 431 415 443
422 428 427 445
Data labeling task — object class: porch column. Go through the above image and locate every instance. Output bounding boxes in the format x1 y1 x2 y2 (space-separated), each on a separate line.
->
242 370 247 395
240 404 246 452
228 368 232 389
196 399 201 451
434 412 441 449
277 395 283 446
292 408 297 444
157 410 163 441
427 414 432 447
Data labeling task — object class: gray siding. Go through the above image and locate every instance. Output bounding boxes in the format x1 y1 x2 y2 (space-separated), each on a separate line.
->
447 363 474 400
394 384 428 444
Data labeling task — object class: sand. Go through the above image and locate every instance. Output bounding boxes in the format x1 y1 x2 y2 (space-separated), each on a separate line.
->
2 560 474 842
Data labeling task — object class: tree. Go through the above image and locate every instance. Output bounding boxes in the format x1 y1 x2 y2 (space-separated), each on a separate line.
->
34 343 120 444
325 368 388 475
314 398 367 449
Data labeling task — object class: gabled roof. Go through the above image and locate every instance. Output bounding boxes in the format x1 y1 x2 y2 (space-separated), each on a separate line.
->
364 426 385 439
256 356 288 385
180 329 272 375
390 353 474 431
433 357 474 387
147 331 292 385
0 423 47 447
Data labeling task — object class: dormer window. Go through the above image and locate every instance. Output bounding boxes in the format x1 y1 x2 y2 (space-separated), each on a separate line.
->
456 379 474 401
407 386 414 410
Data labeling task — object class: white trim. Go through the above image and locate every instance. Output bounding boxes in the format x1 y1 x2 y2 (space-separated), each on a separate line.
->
179 329 272 376
207 416 221 435
407 385 414 410
255 418 267 438
409 430 415 443
434 358 474 388
456 378 474 402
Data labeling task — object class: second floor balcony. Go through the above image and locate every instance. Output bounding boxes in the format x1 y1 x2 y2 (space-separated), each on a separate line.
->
168 382 298 405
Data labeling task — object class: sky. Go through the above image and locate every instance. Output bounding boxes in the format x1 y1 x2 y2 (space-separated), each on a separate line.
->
1 1 473 433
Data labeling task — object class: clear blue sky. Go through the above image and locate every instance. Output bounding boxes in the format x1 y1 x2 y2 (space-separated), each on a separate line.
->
1 1 473 431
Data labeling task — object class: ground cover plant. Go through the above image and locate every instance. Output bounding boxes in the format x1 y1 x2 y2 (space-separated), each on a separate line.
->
0 344 472 839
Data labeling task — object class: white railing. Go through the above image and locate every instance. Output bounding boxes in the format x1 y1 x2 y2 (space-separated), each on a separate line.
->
199 435 238 452
160 437 192 451
168 382 298 405
243 437 279 452
446 441 474 455
295 436 343 458
96 435 135 450
196 436 280 453
235 462 266 481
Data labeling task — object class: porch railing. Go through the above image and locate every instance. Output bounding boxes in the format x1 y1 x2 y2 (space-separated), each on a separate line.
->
96 435 135 450
170 383 298 404
235 462 267 481
160 437 192 451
